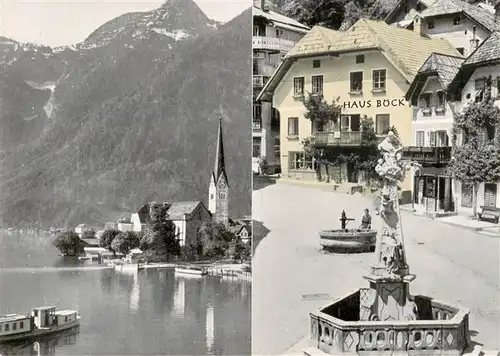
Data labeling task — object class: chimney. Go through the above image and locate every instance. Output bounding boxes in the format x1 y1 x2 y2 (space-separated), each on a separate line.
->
470 25 479 53
413 15 425 36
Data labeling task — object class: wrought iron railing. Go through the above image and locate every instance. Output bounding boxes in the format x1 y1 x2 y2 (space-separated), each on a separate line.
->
314 131 362 146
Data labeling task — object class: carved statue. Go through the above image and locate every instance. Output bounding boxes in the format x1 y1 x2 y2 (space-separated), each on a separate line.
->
374 131 421 279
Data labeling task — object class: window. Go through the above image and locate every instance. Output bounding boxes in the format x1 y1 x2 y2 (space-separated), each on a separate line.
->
293 77 305 96
372 69 386 90
276 28 284 38
311 75 323 94
253 26 264 36
253 103 261 129
288 117 299 136
289 152 316 170
456 47 465 55
312 59 321 68
428 20 435 29
65 316 68 322
20 321 24 329
350 71 363 92
475 78 485 103
340 115 350 132
416 2 422 11
419 93 431 108
356 55 365 64
0 324 2 332
218 191 226 200
453 16 461 25
375 114 390 135
253 137 261 158
429 131 436 147
12 323 16 330
5 324 9 331
437 91 445 106
416 131 425 147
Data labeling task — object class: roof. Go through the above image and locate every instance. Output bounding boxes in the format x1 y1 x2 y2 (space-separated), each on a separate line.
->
135 202 166 224
463 31 500 65
253 5 309 33
385 0 437 24
405 52 464 102
32 306 56 311
75 224 85 228
55 310 77 316
167 201 208 220
419 0 497 32
212 118 229 186
448 31 500 98
257 19 462 101
0 314 30 322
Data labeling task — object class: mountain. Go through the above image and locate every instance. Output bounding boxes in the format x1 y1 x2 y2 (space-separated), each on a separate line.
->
0 0 252 229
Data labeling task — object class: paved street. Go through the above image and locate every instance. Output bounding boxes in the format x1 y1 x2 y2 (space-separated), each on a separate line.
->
252 183 500 355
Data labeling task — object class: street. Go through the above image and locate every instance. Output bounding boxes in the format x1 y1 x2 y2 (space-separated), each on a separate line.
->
252 183 500 355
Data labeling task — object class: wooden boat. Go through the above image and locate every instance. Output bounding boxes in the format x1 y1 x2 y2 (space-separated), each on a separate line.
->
0 306 80 343
175 266 208 276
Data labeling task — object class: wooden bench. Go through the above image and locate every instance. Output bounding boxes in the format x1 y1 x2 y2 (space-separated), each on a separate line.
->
478 205 500 224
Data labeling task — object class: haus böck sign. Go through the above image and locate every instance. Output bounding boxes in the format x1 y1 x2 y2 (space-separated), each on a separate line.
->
343 98 410 109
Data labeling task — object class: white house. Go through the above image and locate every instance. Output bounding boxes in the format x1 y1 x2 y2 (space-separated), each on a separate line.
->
447 31 500 214
404 52 464 214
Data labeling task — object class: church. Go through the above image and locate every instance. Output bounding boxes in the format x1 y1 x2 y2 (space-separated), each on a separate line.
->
208 118 230 227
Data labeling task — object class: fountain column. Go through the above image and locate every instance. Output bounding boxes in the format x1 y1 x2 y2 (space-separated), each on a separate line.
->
360 131 421 322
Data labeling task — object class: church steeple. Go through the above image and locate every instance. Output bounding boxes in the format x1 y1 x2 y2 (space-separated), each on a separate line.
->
212 117 229 187
208 118 229 226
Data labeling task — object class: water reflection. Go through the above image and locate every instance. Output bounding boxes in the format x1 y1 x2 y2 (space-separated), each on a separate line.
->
0 328 79 356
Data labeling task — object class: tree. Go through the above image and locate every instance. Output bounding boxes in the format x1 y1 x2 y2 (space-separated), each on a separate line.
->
111 231 140 255
197 221 235 259
140 205 180 261
99 229 121 254
53 231 85 256
449 95 500 217
225 236 246 261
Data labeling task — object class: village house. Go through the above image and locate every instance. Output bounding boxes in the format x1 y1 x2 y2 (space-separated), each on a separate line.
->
257 19 461 199
446 31 500 214
404 52 464 214
117 218 134 232
130 201 212 247
229 223 252 244
386 0 498 57
252 0 309 174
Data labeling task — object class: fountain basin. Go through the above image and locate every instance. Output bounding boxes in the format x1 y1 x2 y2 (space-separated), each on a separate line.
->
319 229 377 252
308 289 470 355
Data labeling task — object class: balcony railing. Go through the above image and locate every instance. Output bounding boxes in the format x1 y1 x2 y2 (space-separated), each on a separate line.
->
402 146 452 165
253 75 270 88
252 36 295 52
314 131 362 146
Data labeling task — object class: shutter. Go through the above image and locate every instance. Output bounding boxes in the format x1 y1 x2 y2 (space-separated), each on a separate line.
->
484 184 497 207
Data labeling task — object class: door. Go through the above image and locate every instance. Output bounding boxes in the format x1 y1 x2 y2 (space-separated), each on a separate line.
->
484 183 497 208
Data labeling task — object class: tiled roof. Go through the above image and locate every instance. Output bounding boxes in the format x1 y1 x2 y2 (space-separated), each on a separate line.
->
405 52 464 102
253 5 310 32
419 0 497 31
167 201 204 220
463 31 500 65
286 19 462 78
419 52 465 87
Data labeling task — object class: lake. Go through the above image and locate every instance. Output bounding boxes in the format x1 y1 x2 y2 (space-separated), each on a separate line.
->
0 231 251 355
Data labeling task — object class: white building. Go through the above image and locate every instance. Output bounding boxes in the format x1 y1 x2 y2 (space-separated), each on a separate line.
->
252 0 309 173
386 0 497 57
404 52 464 213
446 31 500 214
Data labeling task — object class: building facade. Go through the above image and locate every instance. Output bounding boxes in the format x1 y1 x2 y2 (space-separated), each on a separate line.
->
257 20 461 197
208 118 229 226
252 0 309 173
447 32 500 214
404 53 464 214
387 0 497 57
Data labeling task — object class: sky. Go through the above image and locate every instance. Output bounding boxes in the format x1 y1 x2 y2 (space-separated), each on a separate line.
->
0 0 250 47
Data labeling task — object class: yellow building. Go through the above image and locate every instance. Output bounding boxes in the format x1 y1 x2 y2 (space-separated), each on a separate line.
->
257 19 461 198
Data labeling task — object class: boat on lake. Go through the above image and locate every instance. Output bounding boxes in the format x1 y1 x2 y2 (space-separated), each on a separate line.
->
0 306 80 343
175 266 208 276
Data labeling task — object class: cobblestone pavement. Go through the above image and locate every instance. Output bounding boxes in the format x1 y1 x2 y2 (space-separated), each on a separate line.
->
252 183 500 355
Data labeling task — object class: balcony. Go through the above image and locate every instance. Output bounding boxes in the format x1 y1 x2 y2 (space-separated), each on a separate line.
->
314 131 362 147
253 75 270 88
252 36 295 53
402 146 452 165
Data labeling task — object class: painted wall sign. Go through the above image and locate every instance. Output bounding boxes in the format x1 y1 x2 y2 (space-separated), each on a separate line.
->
342 98 410 109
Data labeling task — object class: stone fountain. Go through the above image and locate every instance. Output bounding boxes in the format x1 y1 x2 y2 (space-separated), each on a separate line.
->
305 132 473 355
